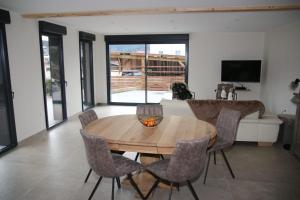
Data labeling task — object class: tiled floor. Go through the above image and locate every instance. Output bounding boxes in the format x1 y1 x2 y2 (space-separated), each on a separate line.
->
0 105 300 200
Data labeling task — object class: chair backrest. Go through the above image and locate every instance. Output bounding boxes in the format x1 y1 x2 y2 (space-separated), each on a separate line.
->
136 104 163 116
78 110 98 128
216 83 234 99
80 130 117 177
166 135 210 183
216 108 241 145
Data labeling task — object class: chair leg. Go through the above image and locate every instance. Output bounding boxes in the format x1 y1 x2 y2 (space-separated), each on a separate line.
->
112 178 115 200
213 151 216 165
176 183 180 191
160 155 165 160
88 176 102 200
144 179 160 199
134 153 139 161
221 150 235 179
127 174 145 200
168 183 173 200
187 180 199 200
203 152 211 184
84 168 92 183
116 177 121 189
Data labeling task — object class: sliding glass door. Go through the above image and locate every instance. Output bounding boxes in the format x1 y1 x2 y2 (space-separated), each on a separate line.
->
80 40 94 110
0 23 17 154
106 35 188 105
41 34 67 128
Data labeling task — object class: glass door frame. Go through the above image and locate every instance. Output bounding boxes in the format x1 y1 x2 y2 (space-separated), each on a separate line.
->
0 23 18 154
105 34 189 105
79 39 95 111
39 32 67 129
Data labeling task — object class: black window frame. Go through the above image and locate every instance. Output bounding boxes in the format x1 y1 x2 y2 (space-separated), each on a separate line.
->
0 9 18 155
79 31 95 111
105 34 189 105
38 21 68 129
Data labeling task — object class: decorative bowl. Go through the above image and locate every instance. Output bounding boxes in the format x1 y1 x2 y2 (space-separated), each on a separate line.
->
137 115 163 127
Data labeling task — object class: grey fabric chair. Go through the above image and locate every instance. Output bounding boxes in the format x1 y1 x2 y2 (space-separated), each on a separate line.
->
145 136 210 200
203 108 241 184
80 130 145 200
135 104 164 161
78 109 98 129
78 110 125 183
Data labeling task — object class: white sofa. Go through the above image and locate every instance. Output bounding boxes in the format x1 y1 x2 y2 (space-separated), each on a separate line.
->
160 99 282 145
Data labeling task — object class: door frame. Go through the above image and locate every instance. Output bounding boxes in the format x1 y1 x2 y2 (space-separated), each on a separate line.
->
105 34 189 105
39 32 67 129
79 39 95 111
0 23 18 154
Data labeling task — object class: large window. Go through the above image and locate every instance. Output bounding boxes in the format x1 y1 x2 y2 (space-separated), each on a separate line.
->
105 35 189 104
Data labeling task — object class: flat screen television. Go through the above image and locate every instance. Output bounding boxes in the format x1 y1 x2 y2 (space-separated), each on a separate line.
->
221 60 261 82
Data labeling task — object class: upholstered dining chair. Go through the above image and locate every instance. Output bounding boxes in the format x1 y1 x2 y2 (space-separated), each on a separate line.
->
135 104 164 161
78 109 98 129
144 136 210 200
78 110 125 183
80 130 145 200
203 108 241 184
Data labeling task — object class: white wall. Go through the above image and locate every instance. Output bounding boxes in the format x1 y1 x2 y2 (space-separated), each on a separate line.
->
261 21 300 114
5 11 84 141
189 32 265 100
6 12 45 141
63 28 82 117
93 34 107 104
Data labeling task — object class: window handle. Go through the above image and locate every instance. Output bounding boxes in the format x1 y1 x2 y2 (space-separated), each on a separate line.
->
65 81 68 87
11 91 15 99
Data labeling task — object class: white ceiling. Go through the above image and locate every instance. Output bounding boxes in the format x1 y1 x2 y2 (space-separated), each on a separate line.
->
1 0 300 34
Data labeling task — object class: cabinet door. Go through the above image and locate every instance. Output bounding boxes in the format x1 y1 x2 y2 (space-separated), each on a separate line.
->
235 122 258 142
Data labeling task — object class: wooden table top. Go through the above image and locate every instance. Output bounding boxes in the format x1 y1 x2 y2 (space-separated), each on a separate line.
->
85 114 217 154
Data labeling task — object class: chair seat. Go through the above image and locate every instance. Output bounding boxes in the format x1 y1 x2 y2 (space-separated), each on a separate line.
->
208 136 231 152
146 159 170 181
113 155 143 177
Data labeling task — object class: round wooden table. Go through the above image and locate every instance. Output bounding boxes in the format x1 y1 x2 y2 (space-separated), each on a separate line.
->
85 114 217 155
85 114 217 196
